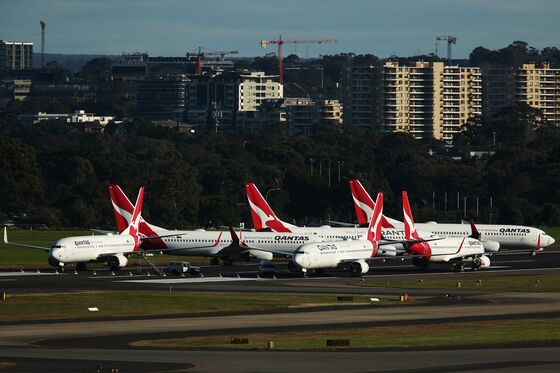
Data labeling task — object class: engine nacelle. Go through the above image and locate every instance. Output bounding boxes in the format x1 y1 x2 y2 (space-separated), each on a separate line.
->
107 254 128 270
482 240 500 253
377 245 397 257
249 250 274 261
349 260 369 276
48 256 62 267
472 255 490 269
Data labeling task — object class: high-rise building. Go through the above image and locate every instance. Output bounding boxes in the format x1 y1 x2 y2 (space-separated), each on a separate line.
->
0 40 33 70
187 71 282 131
342 61 482 142
482 63 560 126
441 65 482 142
341 65 375 128
136 74 189 122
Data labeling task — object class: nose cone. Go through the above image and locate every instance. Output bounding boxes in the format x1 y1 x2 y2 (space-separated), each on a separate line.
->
546 235 555 247
51 247 63 261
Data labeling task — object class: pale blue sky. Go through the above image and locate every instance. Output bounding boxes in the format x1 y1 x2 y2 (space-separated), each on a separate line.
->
1 0 558 58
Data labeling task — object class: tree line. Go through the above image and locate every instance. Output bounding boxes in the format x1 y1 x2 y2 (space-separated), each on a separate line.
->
1 105 559 229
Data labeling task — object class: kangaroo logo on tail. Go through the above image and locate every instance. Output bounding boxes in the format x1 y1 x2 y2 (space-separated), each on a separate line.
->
108 185 167 250
121 187 144 251
402 191 431 256
349 179 397 228
245 183 294 232
109 185 133 232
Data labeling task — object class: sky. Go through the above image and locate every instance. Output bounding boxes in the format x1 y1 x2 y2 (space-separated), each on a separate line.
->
1 0 559 58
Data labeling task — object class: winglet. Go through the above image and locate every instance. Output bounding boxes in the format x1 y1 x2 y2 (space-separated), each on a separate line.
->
229 226 239 244
3 226 8 244
469 219 481 240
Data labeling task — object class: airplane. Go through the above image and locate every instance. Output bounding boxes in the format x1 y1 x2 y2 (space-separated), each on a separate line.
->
4 188 148 271
108 184 323 265
349 179 555 252
245 182 438 256
233 192 456 276
402 191 488 272
231 192 388 276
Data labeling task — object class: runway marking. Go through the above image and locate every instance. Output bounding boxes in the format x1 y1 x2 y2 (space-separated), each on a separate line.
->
118 277 268 284
0 272 62 277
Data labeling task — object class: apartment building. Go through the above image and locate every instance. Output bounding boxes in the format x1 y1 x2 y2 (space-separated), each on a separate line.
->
0 40 33 70
187 71 282 131
136 74 189 122
341 65 375 127
441 65 482 142
343 61 482 142
483 63 560 126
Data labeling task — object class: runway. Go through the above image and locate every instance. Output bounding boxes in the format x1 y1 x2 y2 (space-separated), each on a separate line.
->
1 250 559 295
1 346 560 372
0 250 559 372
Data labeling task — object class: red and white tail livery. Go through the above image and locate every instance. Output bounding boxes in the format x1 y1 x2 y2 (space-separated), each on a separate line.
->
245 183 295 232
349 179 400 228
109 184 168 249
364 192 384 246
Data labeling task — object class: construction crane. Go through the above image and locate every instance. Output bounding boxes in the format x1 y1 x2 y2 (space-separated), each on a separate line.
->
259 36 336 84
436 35 457 61
186 48 239 76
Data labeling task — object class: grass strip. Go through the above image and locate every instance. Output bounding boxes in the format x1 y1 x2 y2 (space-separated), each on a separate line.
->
131 318 560 350
0 291 395 322
359 273 560 292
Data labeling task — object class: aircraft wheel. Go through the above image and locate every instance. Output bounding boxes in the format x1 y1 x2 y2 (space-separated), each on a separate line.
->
454 263 464 272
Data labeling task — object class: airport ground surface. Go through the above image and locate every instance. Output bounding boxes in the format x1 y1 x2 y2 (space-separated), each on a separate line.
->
1 250 560 372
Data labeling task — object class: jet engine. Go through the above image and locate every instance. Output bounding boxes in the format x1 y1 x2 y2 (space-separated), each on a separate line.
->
472 255 490 270
249 250 273 261
107 254 128 271
48 256 62 267
349 260 369 276
482 240 500 253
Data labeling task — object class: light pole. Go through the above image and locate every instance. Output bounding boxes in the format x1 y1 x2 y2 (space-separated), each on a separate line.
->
337 160 344 183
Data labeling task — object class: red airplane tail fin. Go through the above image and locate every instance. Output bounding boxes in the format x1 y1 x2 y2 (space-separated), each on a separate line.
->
365 192 384 243
350 179 397 228
245 182 293 232
402 191 421 240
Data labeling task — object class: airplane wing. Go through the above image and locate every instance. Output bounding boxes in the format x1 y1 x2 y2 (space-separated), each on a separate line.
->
90 229 118 235
3 227 50 252
327 220 360 228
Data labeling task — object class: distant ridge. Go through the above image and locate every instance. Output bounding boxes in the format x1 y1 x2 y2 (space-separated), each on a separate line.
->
32 53 121 71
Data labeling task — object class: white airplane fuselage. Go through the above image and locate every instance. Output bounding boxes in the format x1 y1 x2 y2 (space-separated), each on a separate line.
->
146 228 321 257
404 223 553 250
50 234 137 264
293 240 375 269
